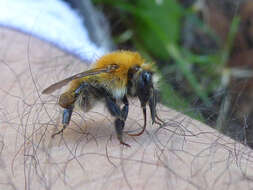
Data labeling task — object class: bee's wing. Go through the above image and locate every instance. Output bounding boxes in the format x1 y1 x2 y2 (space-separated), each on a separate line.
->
42 64 119 94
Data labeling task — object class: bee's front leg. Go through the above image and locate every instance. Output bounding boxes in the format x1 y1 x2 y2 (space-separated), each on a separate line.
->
52 107 73 138
106 95 130 147
148 89 164 125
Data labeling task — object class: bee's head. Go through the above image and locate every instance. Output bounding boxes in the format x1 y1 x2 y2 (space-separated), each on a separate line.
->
136 70 153 106
127 65 157 123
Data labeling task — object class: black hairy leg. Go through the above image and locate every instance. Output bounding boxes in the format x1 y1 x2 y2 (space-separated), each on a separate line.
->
149 89 164 126
106 95 130 147
52 83 91 138
52 107 73 138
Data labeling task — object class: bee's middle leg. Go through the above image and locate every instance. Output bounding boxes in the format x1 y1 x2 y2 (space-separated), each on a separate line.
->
106 95 130 147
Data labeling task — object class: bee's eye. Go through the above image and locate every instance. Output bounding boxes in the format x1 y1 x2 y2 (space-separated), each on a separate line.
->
142 71 152 83
134 66 140 72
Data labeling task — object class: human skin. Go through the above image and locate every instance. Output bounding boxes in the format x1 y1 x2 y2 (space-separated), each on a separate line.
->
1 27 253 190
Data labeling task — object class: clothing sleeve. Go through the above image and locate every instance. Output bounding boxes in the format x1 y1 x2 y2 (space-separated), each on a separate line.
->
0 0 110 62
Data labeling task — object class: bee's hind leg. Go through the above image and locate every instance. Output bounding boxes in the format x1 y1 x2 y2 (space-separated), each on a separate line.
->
106 95 130 147
52 107 73 138
52 83 88 138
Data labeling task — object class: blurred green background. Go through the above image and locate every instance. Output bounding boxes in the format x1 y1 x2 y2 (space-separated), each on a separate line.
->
66 0 253 147
91 0 237 121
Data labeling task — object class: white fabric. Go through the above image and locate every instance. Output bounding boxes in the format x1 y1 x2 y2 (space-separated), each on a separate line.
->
0 0 107 62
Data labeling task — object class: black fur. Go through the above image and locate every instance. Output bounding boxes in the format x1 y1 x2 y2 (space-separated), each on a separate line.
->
106 95 129 145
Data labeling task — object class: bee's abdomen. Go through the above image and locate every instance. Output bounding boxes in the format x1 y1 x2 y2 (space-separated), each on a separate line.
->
76 92 96 112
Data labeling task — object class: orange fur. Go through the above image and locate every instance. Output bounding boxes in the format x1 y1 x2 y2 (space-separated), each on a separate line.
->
93 50 145 86
69 50 145 92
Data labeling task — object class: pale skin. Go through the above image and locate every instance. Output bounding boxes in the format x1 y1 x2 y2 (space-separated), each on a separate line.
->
1 27 253 190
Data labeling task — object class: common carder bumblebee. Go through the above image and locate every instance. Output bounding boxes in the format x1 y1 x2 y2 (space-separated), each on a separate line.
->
42 50 162 147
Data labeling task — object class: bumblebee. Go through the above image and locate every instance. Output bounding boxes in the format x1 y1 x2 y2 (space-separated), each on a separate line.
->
42 50 162 146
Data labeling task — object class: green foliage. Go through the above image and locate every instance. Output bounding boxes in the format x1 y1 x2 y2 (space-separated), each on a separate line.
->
218 16 240 68
93 0 238 121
